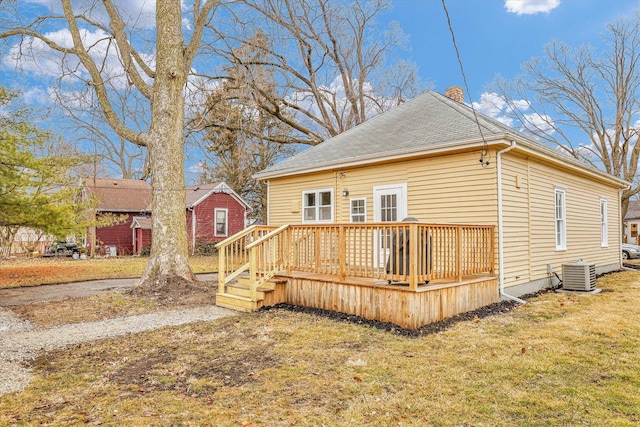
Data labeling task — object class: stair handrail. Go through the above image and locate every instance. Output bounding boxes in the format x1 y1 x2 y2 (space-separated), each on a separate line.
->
216 225 277 294
245 224 290 301
244 224 289 251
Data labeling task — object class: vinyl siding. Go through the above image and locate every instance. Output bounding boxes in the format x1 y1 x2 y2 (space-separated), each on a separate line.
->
268 151 498 226
407 152 497 224
505 153 621 289
501 154 532 288
267 147 622 293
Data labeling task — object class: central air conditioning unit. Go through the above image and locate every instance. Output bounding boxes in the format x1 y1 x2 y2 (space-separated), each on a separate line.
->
562 261 597 291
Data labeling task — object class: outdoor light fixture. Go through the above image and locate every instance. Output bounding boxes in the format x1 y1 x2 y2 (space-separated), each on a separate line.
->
342 188 349 197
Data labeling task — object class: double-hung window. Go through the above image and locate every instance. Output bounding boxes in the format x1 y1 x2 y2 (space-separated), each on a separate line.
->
214 208 228 237
350 198 366 222
302 189 333 223
600 198 608 247
555 187 566 250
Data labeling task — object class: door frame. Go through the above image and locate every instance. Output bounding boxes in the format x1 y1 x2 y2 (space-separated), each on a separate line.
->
373 183 408 267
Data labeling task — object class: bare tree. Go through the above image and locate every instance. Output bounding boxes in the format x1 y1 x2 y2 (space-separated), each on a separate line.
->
193 30 295 222
1 0 219 288
491 13 640 220
201 0 422 146
54 87 150 180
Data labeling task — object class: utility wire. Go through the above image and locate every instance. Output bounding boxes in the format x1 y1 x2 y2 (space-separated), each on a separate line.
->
441 0 491 167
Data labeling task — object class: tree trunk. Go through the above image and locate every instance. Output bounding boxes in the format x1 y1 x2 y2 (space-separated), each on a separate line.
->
138 0 195 286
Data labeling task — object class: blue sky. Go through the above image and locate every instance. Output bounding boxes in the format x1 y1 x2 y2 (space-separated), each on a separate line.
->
2 0 640 181
388 0 640 101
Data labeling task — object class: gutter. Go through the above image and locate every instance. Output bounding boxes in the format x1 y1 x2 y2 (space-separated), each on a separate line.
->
497 140 527 304
254 135 507 180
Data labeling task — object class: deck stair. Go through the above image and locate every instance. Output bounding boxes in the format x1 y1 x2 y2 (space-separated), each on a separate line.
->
216 275 287 312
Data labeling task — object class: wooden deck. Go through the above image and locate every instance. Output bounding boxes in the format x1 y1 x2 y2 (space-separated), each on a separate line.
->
276 271 498 329
215 223 496 329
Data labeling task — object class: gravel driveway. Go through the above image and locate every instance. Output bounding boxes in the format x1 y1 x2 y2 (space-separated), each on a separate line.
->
0 303 234 396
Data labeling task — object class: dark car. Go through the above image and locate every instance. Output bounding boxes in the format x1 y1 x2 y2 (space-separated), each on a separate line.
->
44 241 80 257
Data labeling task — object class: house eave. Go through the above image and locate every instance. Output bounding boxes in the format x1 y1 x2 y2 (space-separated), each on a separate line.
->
187 183 252 210
511 136 630 189
255 132 630 189
254 135 507 180
97 208 151 213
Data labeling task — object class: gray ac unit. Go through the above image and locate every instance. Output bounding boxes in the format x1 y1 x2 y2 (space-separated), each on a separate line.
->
562 261 596 291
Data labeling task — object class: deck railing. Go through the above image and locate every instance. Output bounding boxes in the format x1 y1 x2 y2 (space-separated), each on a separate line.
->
217 222 494 296
215 225 278 293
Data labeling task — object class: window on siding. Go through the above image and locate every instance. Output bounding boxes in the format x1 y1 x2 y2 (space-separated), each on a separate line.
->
302 189 333 223
350 198 366 222
555 187 566 250
601 198 608 247
214 208 228 237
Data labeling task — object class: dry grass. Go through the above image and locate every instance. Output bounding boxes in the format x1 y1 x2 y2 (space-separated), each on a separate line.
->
10 293 162 328
0 256 217 289
1 270 639 425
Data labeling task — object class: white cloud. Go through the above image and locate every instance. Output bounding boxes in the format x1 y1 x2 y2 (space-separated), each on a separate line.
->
284 75 397 138
504 0 560 15
473 92 555 138
21 87 55 106
24 0 157 29
472 92 513 126
188 161 205 175
522 112 555 134
3 27 155 90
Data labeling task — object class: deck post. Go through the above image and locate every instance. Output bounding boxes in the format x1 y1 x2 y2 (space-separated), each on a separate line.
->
339 224 347 281
314 227 321 270
456 226 463 283
409 223 418 290
218 247 226 294
249 247 257 302
284 227 290 273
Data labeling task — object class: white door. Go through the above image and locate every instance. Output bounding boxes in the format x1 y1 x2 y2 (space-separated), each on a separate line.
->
373 184 407 268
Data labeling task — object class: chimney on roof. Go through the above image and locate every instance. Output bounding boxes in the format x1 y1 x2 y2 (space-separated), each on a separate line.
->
445 86 465 104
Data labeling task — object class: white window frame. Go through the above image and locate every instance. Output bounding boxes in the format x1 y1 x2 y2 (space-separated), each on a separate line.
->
350 198 367 223
600 197 608 247
214 208 228 237
555 187 566 251
302 188 334 223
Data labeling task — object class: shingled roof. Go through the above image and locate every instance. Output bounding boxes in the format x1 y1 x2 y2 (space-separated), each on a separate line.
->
184 182 250 209
84 179 250 212
254 90 628 188
625 201 640 220
84 178 152 212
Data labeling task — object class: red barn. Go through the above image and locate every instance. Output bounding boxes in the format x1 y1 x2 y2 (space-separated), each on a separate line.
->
83 179 249 256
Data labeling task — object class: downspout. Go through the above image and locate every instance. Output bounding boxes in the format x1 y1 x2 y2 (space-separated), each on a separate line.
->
497 140 527 304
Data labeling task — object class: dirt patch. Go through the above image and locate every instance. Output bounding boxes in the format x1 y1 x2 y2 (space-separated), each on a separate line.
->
125 276 217 307
32 323 281 398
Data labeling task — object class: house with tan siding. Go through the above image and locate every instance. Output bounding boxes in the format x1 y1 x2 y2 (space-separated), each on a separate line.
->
214 88 628 328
